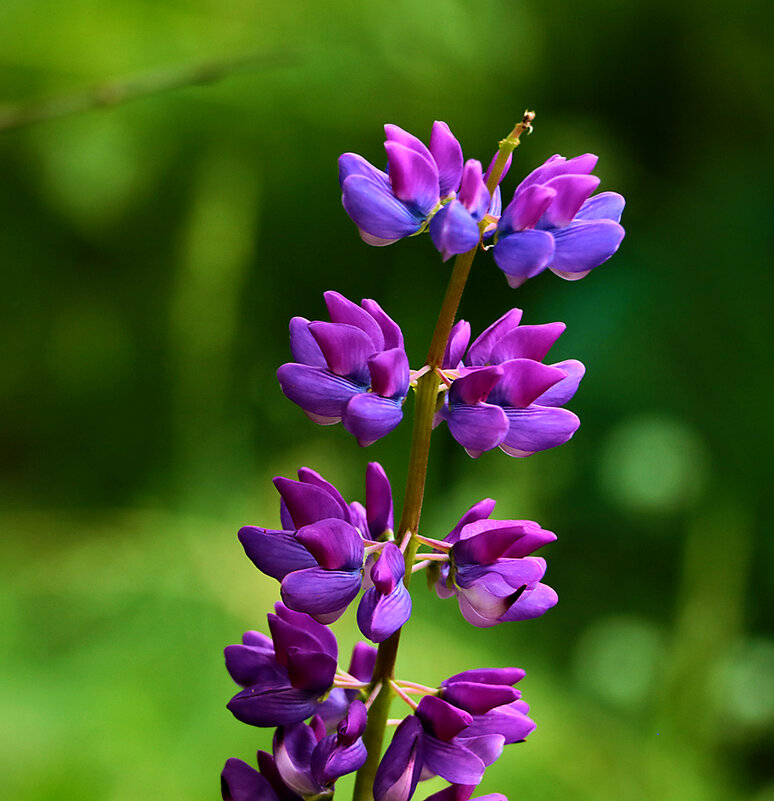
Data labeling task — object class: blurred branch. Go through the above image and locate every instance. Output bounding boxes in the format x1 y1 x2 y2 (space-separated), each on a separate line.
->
0 50 299 133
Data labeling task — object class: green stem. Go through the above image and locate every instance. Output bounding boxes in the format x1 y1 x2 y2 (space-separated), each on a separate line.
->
350 112 534 801
0 50 298 134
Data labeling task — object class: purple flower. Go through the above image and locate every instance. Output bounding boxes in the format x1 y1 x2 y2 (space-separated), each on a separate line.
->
310 700 369 787
239 463 398 623
413 695 504 785
277 291 410 446
438 308 585 458
429 160 490 261
373 716 424 801
240 516 364 624
434 501 558 627
339 122 463 246
271 701 368 796
273 716 329 797
221 752 302 801
225 603 338 727
423 786 507 801
492 154 625 287
440 669 536 743
317 641 377 730
357 542 412 642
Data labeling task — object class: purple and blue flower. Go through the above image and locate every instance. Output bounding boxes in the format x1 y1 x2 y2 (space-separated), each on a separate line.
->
277 291 410 447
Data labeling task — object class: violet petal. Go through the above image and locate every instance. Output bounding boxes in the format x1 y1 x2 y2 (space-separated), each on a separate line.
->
492 229 555 286
342 393 404 447
277 363 359 419
369 348 410 399
446 403 509 454
281 568 363 620
500 405 581 456
535 359 585 407
549 219 625 274
239 527 317 581
429 201 481 261
385 141 439 215
430 121 464 197
342 175 424 239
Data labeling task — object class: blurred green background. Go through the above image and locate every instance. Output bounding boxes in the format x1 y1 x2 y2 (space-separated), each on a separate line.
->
1 1 772 799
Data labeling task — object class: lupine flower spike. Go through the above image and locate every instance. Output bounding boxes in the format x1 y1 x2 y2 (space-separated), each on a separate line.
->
223 114 627 801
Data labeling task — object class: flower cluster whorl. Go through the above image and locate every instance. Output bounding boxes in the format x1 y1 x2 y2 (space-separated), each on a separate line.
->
277 291 410 447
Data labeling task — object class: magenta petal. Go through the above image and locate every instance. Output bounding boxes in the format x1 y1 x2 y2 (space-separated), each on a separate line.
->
449 366 504 405
462 702 536 743
515 153 598 194
549 219 625 274
373 717 424 801
417 696 473 741
499 582 558 621
256 752 304 801
342 175 424 239
297 467 350 514
385 141 439 214
575 191 625 223
430 201 481 261
360 298 404 350
277 363 359 419
447 403 509 454
281 567 362 621
541 174 600 228
286 649 337 697
322 290 384 349
421 737 486 785
311 735 367 786
227 686 319 728
289 317 326 367
268 616 333 666
488 359 568 409
460 734 505 768
458 519 555 558
357 582 412 642
369 348 410 399
274 723 321 796
309 322 375 382
366 461 394 537
273 602 338 657
385 123 434 163
443 320 471 369
273 476 349 527
466 309 524 366
239 527 317 580
430 121 464 197
370 542 405 592
488 322 566 363
442 682 519 715
422 784 476 801
453 525 529 565
492 229 555 286
500 185 556 233
445 498 496 545
500 405 581 456
458 160 490 220
295 518 364 571
349 642 378 682
224 644 279 687
536 359 585 406
221 758 279 801
342 393 404 446
444 667 525 686
338 153 390 188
